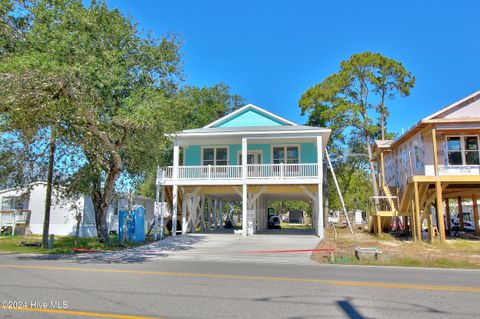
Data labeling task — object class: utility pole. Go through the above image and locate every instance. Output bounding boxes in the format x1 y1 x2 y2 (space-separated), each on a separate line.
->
42 129 56 248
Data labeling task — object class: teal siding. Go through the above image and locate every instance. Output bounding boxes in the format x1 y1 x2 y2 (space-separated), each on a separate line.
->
184 145 201 165
215 109 286 127
301 143 317 163
184 143 317 165
229 144 240 164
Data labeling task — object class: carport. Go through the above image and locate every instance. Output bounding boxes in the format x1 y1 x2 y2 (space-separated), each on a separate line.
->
175 184 319 236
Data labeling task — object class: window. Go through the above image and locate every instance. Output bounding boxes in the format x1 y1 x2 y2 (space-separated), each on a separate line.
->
202 147 228 166
447 137 462 165
273 146 299 164
287 147 299 164
465 136 479 165
273 147 285 164
1 196 25 210
446 136 480 166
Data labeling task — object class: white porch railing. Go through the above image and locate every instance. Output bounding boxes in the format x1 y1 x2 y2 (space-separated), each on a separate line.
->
160 163 319 182
163 165 243 180
246 163 318 179
425 165 480 176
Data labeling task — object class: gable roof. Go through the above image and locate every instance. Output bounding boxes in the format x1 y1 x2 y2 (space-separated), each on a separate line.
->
423 90 480 121
377 90 480 150
203 104 297 128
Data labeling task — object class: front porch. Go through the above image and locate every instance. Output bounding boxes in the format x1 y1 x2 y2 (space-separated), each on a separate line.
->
159 163 320 185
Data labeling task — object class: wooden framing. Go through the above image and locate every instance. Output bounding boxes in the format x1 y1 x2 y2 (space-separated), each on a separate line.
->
372 92 480 243
473 194 479 235
445 198 451 232
426 203 433 243
413 182 422 241
435 181 446 240
458 196 464 231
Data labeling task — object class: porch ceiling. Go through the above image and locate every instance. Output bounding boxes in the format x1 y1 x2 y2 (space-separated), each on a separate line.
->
167 126 331 146
181 185 317 202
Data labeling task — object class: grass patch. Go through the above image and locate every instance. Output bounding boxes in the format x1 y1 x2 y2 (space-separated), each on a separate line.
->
280 222 312 230
312 226 480 269
0 235 149 254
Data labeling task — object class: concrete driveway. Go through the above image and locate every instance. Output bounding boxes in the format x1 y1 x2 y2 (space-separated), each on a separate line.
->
139 229 321 264
21 230 321 265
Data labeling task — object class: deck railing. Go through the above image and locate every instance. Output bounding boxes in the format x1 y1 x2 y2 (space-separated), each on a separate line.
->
160 163 319 181
246 163 318 179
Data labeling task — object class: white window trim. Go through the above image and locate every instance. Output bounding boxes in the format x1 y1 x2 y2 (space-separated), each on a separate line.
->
445 135 480 166
271 144 302 164
201 146 229 166
236 150 263 165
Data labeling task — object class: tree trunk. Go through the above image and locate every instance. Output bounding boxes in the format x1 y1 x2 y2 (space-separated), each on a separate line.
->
42 130 55 248
381 112 385 140
91 163 122 243
380 91 386 140
91 174 107 242
366 134 380 208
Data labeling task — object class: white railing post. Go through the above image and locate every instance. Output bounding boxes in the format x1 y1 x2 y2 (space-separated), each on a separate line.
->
280 162 284 179
208 165 212 180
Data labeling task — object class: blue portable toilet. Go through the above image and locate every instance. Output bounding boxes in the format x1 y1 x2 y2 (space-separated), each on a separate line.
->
118 206 145 242
130 205 145 242
118 209 127 241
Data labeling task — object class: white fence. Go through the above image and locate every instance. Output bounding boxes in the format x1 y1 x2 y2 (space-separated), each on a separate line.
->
160 163 319 181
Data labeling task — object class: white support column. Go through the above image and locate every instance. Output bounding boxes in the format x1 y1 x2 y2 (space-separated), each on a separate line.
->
213 199 218 229
182 193 188 234
242 184 248 237
242 137 248 237
316 136 324 239
172 140 180 237
173 140 180 180
207 197 212 231
219 200 224 229
160 186 165 239
200 194 205 231
172 185 178 236
154 167 160 241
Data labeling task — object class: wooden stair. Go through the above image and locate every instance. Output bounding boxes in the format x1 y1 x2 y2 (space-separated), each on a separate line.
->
369 179 398 233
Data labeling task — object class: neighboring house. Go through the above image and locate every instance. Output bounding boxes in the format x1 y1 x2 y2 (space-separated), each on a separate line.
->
158 103 331 238
0 182 155 237
374 90 480 240
288 210 304 224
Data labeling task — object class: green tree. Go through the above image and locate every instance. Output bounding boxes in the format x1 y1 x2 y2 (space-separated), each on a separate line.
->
299 52 414 206
179 84 244 129
0 0 183 242
326 138 371 213
136 83 244 197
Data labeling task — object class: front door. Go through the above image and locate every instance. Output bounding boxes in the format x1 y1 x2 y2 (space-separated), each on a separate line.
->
239 152 262 177
238 152 261 165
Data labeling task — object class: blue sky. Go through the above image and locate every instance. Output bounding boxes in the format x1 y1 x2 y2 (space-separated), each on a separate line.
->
107 0 480 135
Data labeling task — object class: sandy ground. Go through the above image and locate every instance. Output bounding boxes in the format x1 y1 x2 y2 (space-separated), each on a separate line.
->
312 226 480 268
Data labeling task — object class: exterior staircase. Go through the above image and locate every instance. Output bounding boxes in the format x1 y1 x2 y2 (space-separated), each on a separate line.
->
369 179 398 233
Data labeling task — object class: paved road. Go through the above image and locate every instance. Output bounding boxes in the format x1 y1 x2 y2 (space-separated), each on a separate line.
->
0 249 479 319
